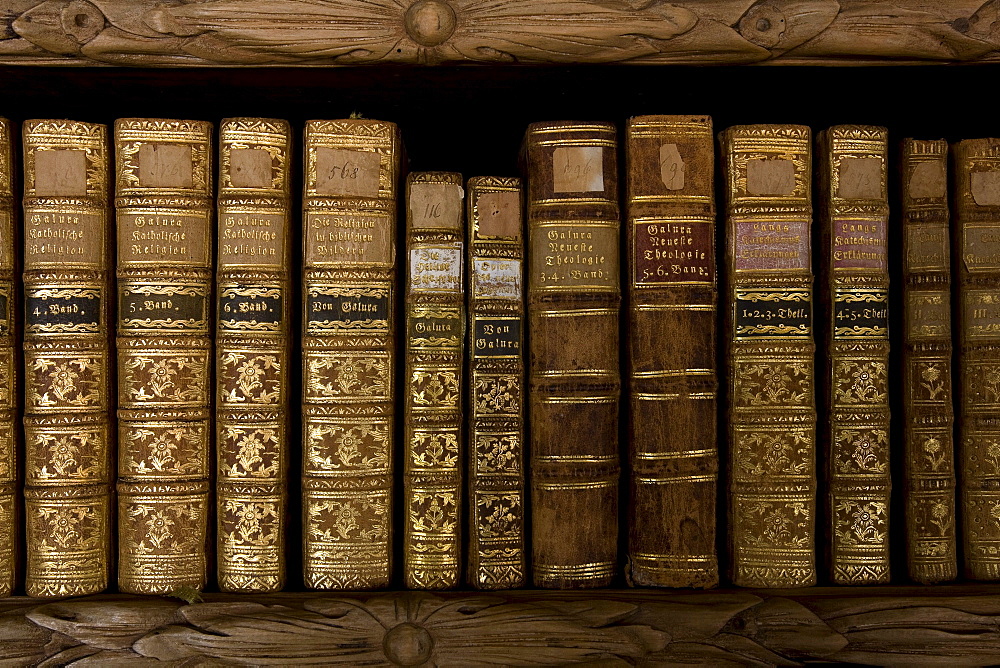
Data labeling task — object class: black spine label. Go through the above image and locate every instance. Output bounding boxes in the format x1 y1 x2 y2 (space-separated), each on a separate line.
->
26 288 100 334
734 289 811 338
473 317 521 358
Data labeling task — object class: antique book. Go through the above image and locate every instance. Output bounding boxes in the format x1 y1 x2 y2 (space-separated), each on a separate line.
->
22 119 113 598
0 119 15 597
466 176 525 589
625 115 718 588
954 138 1000 580
302 119 400 589
115 119 213 594
216 118 291 593
817 125 891 585
523 121 620 588
901 139 957 584
403 171 465 590
721 124 817 588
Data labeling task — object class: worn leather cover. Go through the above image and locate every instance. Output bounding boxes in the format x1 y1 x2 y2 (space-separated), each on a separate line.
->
404 171 465 589
524 121 620 588
721 124 817 588
901 138 957 584
954 138 1000 580
0 119 15 597
817 126 891 584
466 175 525 589
625 115 718 588
215 118 291 592
301 120 400 589
115 119 213 594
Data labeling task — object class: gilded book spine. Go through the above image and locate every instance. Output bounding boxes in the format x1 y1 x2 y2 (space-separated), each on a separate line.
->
818 126 891 584
115 119 213 594
466 176 525 589
404 171 464 589
524 121 620 588
625 115 718 588
954 138 1000 580
302 120 400 589
22 119 111 597
216 118 291 592
901 139 957 583
721 124 816 588
0 119 15 597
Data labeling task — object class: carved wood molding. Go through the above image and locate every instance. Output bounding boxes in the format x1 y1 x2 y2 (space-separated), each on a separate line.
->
1 1 999 67
3 587 1000 664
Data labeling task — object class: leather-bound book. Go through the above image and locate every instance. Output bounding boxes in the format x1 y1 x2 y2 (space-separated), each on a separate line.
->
403 171 465 589
523 121 620 588
0 119 15 596
817 125 891 585
466 176 525 589
901 139 957 583
301 120 400 589
625 115 718 588
216 118 291 592
115 119 213 594
720 124 817 588
954 138 1000 580
22 120 112 597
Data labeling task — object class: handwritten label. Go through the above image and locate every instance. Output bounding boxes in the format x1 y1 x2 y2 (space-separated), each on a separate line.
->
229 148 273 189
659 143 684 190
24 210 102 266
306 286 389 334
633 220 712 285
138 143 193 189
120 286 207 332
907 291 950 340
734 220 809 271
966 290 1000 339
305 211 391 267
315 147 380 197
473 259 521 299
220 288 282 331
533 224 616 289
118 212 209 266
971 171 1000 206
834 291 889 338
834 219 887 270
734 290 811 338
909 160 946 199
746 158 795 196
476 191 520 238
410 245 461 292
837 157 882 199
553 146 604 193
962 223 1000 272
410 182 463 230
26 288 100 334
473 316 521 358
34 149 87 196
906 223 948 271
219 213 284 267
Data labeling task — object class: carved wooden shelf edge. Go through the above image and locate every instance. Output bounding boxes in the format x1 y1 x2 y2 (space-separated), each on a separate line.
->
0 586 998 664
2 1 1000 67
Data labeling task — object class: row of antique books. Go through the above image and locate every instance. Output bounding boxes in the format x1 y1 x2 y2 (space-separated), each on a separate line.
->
0 115 990 598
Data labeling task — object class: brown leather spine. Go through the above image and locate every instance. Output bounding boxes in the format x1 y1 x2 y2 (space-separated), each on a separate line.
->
524 121 620 588
954 138 1000 580
901 139 957 584
817 125 891 584
0 119 16 597
625 115 718 588
721 124 817 588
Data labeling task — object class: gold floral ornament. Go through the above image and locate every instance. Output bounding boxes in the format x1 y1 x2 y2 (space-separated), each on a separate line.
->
834 360 886 405
736 430 810 477
306 423 389 472
221 427 280 478
28 357 102 408
923 435 948 472
736 361 809 406
918 362 947 401
221 352 280 404
836 501 887 546
223 500 279 546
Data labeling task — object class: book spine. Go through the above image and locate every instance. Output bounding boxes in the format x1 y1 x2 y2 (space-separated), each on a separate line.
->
625 115 718 588
901 139 957 584
818 125 891 584
954 138 1000 580
302 120 400 589
0 119 15 597
466 176 526 589
216 118 291 593
722 124 817 588
524 121 620 588
22 119 111 597
114 118 213 594
403 171 465 589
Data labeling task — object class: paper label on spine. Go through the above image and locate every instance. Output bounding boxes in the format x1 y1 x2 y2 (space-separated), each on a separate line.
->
734 220 809 271
138 144 193 188
314 148 380 197
834 219 887 270
473 259 520 299
633 220 712 285
660 143 685 190
971 171 1000 206
410 245 461 292
837 157 882 199
305 210 391 267
228 148 273 189
34 149 87 196
410 182 463 230
746 159 795 195
118 211 210 266
909 160 946 199
25 210 103 267
553 147 604 193
476 191 520 238
219 212 284 267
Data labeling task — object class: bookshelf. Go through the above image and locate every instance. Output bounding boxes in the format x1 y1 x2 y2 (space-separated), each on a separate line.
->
4 1 1000 663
